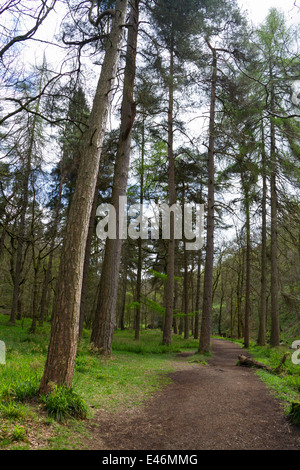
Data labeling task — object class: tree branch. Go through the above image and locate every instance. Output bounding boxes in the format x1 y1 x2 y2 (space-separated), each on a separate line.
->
0 0 56 60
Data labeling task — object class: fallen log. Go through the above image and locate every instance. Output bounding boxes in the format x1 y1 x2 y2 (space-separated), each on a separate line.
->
237 352 290 374
237 355 272 372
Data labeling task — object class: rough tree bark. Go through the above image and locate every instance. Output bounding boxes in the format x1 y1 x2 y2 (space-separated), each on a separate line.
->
269 77 280 347
39 0 128 394
163 35 176 346
257 120 267 346
78 173 100 339
183 186 189 340
244 189 251 348
241 165 251 349
90 0 139 355
198 39 216 353
135 113 145 341
194 249 202 339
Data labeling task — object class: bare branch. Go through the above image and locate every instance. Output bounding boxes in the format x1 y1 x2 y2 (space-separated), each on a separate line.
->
88 0 116 27
0 0 57 60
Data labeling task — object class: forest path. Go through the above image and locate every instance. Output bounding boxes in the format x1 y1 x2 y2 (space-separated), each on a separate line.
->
85 338 300 450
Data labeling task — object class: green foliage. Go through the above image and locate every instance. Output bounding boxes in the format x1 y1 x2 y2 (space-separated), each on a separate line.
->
41 386 88 423
288 402 300 426
10 425 28 442
149 269 168 282
125 301 140 311
141 295 165 317
0 424 28 446
14 377 40 402
0 401 27 420
149 269 182 283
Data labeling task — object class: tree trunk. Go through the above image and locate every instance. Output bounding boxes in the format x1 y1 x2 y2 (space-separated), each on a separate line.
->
39 162 64 326
236 240 243 338
10 64 46 324
163 37 176 346
269 78 280 347
119 261 128 330
79 173 100 338
257 121 267 346
135 113 145 341
230 287 234 337
39 0 128 394
183 188 189 340
90 0 139 355
29 252 41 334
244 189 251 348
0 228 6 260
10 120 33 324
194 250 202 339
198 41 216 353
218 285 224 337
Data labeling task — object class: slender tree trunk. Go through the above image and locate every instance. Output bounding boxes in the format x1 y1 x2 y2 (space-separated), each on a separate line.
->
90 0 139 355
236 240 243 338
269 80 280 347
119 261 128 330
183 244 189 340
10 121 33 324
240 248 245 337
39 0 129 394
198 41 216 353
218 286 224 337
163 37 175 346
244 188 251 348
230 287 234 337
258 121 267 346
173 280 178 334
30 252 41 334
183 187 189 340
10 64 46 324
0 227 6 260
135 113 145 340
39 162 64 326
79 173 100 338
194 249 202 339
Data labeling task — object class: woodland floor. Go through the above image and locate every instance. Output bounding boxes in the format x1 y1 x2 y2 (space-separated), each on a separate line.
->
83 338 300 451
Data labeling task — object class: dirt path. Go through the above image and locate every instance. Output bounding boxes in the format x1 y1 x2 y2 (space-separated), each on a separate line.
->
85 338 300 450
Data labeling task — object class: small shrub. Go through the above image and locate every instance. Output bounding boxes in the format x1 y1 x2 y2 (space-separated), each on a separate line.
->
0 425 10 443
288 402 300 426
0 384 14 402
41 386 88 422
10 425 28 442
0 401 26 420
14 377 40 402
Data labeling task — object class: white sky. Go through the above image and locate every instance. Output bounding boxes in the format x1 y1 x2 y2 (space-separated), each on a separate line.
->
237 0 300 25
26 0 300 68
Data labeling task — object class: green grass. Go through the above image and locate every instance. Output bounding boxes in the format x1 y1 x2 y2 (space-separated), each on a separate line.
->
0 314 202 449
73 329 203 412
